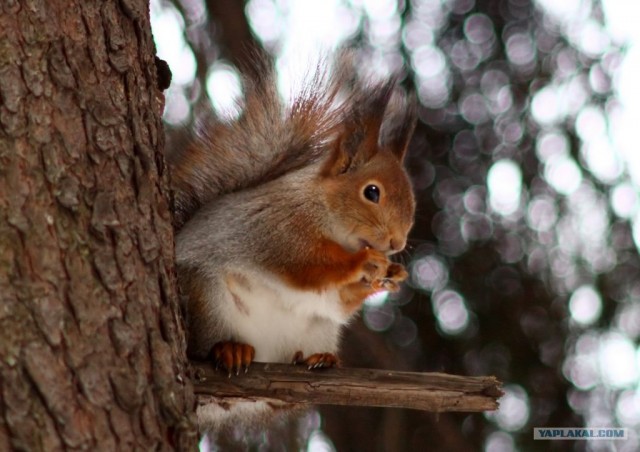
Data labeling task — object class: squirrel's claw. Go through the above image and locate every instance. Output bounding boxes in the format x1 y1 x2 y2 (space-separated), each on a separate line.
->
359 251 409 293
211 341 255 376
292 351 340 370
375 262 408 292
385 262 408 282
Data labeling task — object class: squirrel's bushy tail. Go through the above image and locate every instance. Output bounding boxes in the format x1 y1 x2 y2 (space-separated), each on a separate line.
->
168 63 347 227
169 57 417 228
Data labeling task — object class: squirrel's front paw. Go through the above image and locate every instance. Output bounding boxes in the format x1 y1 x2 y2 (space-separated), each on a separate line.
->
292 351 341 369
359 249 391 284
211 341 255 377
374 262 408 292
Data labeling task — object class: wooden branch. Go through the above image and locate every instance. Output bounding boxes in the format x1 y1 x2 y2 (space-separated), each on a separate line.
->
192 361 503 413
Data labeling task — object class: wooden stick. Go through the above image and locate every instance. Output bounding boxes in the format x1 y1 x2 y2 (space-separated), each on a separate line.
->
192 361 503 413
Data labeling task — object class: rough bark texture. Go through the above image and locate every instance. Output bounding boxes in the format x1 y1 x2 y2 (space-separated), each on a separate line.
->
0 1 197 450
193 362 502 413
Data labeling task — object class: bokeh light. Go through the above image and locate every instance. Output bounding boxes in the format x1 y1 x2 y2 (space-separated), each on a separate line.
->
484 431 515 452
598 333 638 389
486 385 530 432
487 160 522 216
543 155 583 195
206 63 243 119
411 255 448 292
569 285 602 326
307 430 336 452
432 289 470 335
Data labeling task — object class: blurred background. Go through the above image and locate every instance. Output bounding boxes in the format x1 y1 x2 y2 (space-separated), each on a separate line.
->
151 0 640 450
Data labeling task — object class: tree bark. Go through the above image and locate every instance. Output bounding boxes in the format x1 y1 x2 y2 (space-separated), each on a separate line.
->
0 1 197 450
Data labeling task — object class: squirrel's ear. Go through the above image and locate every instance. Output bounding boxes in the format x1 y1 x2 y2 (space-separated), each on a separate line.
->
381 95 418 163
322 81 395 176
322 128 361 176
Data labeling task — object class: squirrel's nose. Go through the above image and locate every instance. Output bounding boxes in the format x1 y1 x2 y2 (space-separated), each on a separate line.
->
390 237 405 252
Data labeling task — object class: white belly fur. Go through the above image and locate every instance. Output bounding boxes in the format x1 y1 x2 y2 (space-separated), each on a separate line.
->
216 266 349 363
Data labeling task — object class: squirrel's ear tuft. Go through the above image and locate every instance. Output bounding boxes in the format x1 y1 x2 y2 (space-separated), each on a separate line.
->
322 81 396 176
381 93 418 163
355 79 396 151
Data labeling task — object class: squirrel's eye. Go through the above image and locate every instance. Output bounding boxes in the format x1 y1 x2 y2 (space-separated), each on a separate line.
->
363 184 380 203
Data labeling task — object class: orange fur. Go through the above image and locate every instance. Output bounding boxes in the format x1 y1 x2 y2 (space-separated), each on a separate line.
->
274 239 369 289
339 282 381 315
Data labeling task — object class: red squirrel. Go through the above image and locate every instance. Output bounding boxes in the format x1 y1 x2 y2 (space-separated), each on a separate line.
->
169 62 416 428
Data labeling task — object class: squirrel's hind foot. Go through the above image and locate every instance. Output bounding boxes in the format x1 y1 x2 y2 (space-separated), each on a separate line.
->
211 341 255 377
292 351 341 370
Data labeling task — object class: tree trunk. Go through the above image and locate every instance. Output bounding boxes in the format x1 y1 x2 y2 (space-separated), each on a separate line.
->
0 1 197 450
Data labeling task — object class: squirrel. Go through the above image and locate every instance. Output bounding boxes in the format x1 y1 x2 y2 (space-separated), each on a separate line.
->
169 61 417 429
